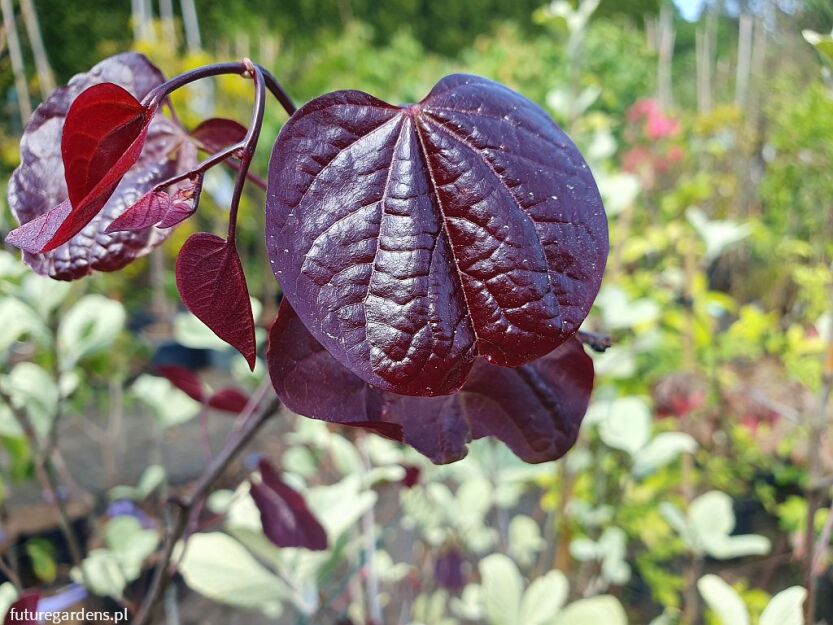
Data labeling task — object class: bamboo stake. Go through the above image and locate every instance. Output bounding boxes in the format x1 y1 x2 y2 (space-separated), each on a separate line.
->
19 0 54 97
735 12 753 110
159 0 177 47
657 4 674 110
1 0 31 126
181 0 201 52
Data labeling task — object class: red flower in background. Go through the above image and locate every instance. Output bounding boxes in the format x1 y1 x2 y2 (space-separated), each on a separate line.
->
622 98 684 189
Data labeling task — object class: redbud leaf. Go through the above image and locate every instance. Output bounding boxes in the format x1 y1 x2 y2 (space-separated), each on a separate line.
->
250 458 328 550
175 233 256 369
4 200 71 253
266 74 607 396
6 52 197 280
191 118 247 153
157 182 200 228
207 387 250 413
155 365 205 402
267 300 593 464
105 190 171 233
33 83 155 252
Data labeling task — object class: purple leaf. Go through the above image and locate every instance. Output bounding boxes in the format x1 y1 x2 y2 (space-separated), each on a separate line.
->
401 465 421 488
157 183 199 228
250 458 328 550
175 233 256 369
266 74 607 396
191 117 247 153
6 82 157 253
4 591 40 625
267 300 593 464
339 420 404 441
4 200 71 253
207 387 250 413
105 190 171 233
155 365 205 402
6 52 197 280
434 548 465 593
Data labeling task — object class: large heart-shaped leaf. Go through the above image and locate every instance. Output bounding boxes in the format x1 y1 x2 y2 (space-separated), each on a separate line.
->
266 74 607 396
267 300 593 464
6 52 197 280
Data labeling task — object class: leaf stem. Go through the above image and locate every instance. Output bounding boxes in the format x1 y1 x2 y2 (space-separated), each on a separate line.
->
227 61 265 243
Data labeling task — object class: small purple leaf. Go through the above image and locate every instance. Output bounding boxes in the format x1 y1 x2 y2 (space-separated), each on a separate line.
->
191 117 247 154
266 74 607 396
250 458 328 550
157 184 199 228
207 387 250 413
267 300 593 464
155 365 205 402
434 548 465 593
175 233 256 369
105 190 171 233
4 200 71 253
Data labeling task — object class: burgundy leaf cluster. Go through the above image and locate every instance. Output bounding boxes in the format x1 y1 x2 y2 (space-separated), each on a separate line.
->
4 55 608 466
5 53 196 280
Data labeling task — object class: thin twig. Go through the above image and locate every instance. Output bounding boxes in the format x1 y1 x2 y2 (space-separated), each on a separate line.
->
578 330 612 353
0 553 22 591
358 434 383 625
805 312 833 623
0 387 85 569
131 392 279 625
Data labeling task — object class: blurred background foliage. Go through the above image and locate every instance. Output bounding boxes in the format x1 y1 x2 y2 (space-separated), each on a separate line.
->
2 0 833 624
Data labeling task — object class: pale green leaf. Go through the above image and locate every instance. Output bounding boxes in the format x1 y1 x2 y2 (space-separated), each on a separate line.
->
519 570 568 625
480 554 523 625
58 295 125 369
554 595 628 625
760 586 806 625
177 532 286 616
698 575 749 625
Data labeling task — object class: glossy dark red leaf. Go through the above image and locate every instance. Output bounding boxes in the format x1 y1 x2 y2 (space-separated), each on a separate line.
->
6 53 197 280
207 387 250 413
175 233 256 369
17 82 156 252
155 365 205 402
266 74 607 397
250 458 328 550
191 117 247 153
267 300 593 464
4 590 40 625
105 190 171 233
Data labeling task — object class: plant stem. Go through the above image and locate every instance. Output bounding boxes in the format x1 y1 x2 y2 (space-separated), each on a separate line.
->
359 435 383 625
132 390 279 625
577 330 612 353
227 61 265 243
804 311 833 624
0 387 85 570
